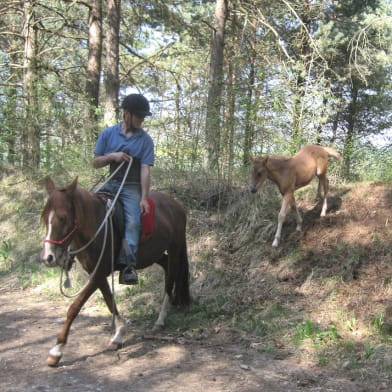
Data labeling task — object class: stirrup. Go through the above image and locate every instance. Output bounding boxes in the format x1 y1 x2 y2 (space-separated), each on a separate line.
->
119 266 138 285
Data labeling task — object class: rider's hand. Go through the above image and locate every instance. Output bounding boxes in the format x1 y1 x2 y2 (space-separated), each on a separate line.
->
110 152 131 163
140 198 150 215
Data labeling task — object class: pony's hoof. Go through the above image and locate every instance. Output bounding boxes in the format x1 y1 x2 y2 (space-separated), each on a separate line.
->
107 341 122 351
46 354 61 367
152 323 164 333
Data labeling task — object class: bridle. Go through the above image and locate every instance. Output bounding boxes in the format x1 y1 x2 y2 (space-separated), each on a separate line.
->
43 220 79 245
42 204 113 299
42 158 131 254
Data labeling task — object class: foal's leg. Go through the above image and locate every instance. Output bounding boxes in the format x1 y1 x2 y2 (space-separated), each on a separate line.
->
98 279 126 350
317 179 323 200
273 192 293 247
318 174 329 216
46 281 97 366
291 197 303 232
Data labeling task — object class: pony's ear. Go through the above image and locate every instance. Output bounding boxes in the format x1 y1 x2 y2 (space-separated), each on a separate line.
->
67 177 78 195
45 176 56 194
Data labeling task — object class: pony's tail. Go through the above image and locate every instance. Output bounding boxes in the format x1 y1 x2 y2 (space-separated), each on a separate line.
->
172 243 191 306
322 146 343 161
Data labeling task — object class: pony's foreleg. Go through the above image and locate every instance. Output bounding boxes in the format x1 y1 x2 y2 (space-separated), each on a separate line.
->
46 282 97 367
153 293 170 331
98 279 126 350
273 193 292 247
108 315 126 349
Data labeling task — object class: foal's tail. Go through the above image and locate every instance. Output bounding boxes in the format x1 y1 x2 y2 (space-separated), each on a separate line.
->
322 146 343 161
172 243 191 307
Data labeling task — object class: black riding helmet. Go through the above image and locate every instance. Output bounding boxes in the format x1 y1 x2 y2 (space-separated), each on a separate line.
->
121 93 152 117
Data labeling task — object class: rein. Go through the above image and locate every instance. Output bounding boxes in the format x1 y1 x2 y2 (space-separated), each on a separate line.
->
54 158 133 298
69 158 132 256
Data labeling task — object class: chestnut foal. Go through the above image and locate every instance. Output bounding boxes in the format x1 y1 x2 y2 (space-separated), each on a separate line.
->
250 145 342 247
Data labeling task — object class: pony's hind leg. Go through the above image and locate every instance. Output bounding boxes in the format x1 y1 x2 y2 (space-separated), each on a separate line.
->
153 293 170 331
153 254 170 331
98 279 126 350
152 243 190 331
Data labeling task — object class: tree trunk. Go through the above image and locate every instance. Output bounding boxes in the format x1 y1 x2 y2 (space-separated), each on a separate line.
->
223 61 236 175
204 0 228 171
174 82 182 169
290 0 312 153
343 83 358 178
291 75 305 151
222 0 238 175
242 55 255 167
104 0 121 127
4 51 18 165
86 0 103 136
22 0 40 169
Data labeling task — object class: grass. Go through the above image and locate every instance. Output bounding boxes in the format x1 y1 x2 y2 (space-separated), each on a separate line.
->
0 239 14 272
0 173 45 285
293 320 340 346
167 296 230 331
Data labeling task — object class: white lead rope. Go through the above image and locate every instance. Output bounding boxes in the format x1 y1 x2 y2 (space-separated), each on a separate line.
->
69 158 133 256
60 216 109 298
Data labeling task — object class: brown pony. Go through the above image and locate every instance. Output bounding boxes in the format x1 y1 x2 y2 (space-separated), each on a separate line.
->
41 177 190 366
250 145 342 247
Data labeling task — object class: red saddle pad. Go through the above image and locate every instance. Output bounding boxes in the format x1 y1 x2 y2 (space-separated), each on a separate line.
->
140 198 155 243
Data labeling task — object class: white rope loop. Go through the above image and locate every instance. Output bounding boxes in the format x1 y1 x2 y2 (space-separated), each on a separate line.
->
60 158 133 298
69 158 133 256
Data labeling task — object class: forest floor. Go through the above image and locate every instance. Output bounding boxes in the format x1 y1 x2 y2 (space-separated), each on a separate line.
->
1 178 392 391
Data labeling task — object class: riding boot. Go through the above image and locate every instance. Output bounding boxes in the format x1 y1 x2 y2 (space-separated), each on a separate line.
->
119 239 138 285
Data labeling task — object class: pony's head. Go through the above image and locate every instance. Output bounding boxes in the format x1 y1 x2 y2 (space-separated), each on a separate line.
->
41 177 78 268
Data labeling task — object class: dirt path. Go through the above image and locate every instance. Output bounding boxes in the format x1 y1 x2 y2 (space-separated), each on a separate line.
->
0 281 389 392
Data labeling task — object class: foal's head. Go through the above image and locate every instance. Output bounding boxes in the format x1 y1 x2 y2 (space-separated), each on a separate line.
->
250 156 269 193
41 177 78 268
